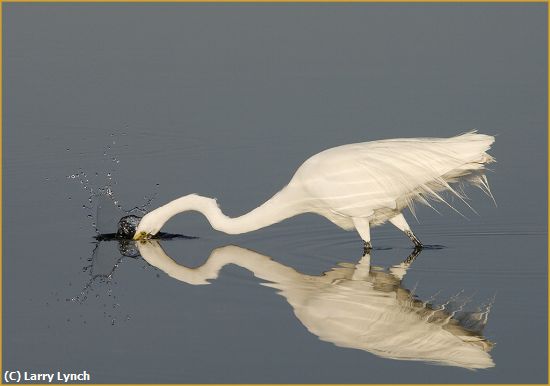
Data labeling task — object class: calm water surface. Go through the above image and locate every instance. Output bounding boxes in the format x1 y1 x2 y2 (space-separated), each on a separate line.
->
4 4 547 383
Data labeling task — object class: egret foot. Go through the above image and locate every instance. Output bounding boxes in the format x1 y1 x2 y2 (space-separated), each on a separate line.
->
405 230 423 249
363 241 372 255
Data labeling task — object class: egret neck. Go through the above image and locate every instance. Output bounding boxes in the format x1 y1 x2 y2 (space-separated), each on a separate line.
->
149 188 304 235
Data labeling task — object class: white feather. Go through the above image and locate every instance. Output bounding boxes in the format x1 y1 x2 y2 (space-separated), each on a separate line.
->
294 130 495 228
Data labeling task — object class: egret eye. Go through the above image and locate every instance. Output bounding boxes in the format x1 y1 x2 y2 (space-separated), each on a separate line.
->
116 215 142 239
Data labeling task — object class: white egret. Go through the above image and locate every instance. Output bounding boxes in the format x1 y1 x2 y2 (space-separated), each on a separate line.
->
134 131 495 248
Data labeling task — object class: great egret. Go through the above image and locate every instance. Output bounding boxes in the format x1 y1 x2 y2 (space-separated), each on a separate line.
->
137 241 494 369
133 131 495 248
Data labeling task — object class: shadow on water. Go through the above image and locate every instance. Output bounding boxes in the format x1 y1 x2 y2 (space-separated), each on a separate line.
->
94 232 196 241
80 236 495 370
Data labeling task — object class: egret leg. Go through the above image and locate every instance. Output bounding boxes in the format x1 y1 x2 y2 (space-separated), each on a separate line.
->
351 251 371 281
388 249 422 281
403 247 422 264
389 213 423 248
352 217 372 253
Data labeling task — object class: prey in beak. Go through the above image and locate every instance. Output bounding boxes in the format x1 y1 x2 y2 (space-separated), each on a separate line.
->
133 231 150 240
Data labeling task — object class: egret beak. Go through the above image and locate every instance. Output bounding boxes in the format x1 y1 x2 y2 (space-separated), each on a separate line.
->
133 231 149 241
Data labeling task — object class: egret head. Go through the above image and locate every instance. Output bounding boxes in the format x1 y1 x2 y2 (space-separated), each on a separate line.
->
132 212 162 240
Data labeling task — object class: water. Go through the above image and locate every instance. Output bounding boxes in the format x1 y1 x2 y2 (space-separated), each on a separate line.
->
4 3 547 383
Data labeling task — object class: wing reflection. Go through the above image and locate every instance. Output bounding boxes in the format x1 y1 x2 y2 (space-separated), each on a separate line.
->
137 241 495 369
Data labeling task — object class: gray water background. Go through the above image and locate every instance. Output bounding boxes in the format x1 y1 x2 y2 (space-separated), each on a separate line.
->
3 3 548 383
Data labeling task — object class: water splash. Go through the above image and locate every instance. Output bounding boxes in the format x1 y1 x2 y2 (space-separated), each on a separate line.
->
66 133 159 234
68 240 145 325
65 133 159 325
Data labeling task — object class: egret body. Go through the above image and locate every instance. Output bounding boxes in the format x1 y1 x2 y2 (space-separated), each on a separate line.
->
134 131 495 247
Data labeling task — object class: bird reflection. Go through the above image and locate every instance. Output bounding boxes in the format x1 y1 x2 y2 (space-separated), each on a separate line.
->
136 241 495 369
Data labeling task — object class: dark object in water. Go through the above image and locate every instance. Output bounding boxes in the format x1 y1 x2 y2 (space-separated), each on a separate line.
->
94 214 197 241
116 215 141 239
118 239 141 258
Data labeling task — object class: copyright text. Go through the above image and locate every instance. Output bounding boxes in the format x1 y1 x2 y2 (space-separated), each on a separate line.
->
4 371 91 383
